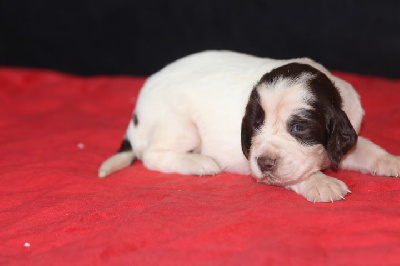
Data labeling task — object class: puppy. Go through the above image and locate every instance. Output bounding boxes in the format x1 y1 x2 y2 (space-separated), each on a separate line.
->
99 50 400 202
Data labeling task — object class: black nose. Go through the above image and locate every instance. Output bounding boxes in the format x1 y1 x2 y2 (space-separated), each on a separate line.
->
257 156 276 173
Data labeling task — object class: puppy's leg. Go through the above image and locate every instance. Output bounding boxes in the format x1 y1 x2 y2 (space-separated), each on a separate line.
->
339 137 400 177
142 120 221 176
287 171 350 202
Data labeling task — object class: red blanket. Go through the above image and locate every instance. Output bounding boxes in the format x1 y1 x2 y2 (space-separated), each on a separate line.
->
1 67 400 265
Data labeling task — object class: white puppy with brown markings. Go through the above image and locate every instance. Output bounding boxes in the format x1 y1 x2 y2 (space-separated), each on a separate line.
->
99 50 400 202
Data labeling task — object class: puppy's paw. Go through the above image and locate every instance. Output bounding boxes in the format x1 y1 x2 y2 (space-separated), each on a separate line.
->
183 154 221 176
288 172 350 203
372 154 400 177
143 151 221 176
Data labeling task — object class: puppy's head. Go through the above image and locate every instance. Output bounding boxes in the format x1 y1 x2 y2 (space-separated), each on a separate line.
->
241 63 357 186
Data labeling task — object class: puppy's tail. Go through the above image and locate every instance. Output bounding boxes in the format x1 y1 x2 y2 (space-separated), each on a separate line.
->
98 137 136 178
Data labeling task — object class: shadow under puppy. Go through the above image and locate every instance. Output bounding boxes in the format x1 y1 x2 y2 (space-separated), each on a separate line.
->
99 50 400 202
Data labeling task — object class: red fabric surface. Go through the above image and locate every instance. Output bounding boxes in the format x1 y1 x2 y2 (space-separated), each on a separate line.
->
1 67 400 265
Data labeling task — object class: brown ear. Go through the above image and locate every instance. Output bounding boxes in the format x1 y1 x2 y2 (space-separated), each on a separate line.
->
241 89 265 159
326 109 358 169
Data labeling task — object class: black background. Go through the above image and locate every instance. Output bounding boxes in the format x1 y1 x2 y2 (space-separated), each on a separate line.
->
1 0 399 77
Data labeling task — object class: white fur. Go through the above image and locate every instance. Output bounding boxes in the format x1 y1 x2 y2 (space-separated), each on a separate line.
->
99 50 400 203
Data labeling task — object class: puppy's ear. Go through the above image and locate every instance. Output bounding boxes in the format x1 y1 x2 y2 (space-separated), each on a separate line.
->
326 109 358 169
241 89 265 159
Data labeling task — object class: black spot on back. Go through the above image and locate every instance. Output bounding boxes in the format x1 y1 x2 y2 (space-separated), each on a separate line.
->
117 138 132 153
132 113 139 126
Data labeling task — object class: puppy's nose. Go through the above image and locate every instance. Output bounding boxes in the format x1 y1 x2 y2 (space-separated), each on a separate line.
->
257 156 276 172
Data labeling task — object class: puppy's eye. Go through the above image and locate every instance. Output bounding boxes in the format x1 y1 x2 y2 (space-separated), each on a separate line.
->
292 124 305 133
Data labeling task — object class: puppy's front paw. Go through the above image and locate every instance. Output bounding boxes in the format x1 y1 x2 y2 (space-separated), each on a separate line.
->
289 172 350 203
372 154 400 177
